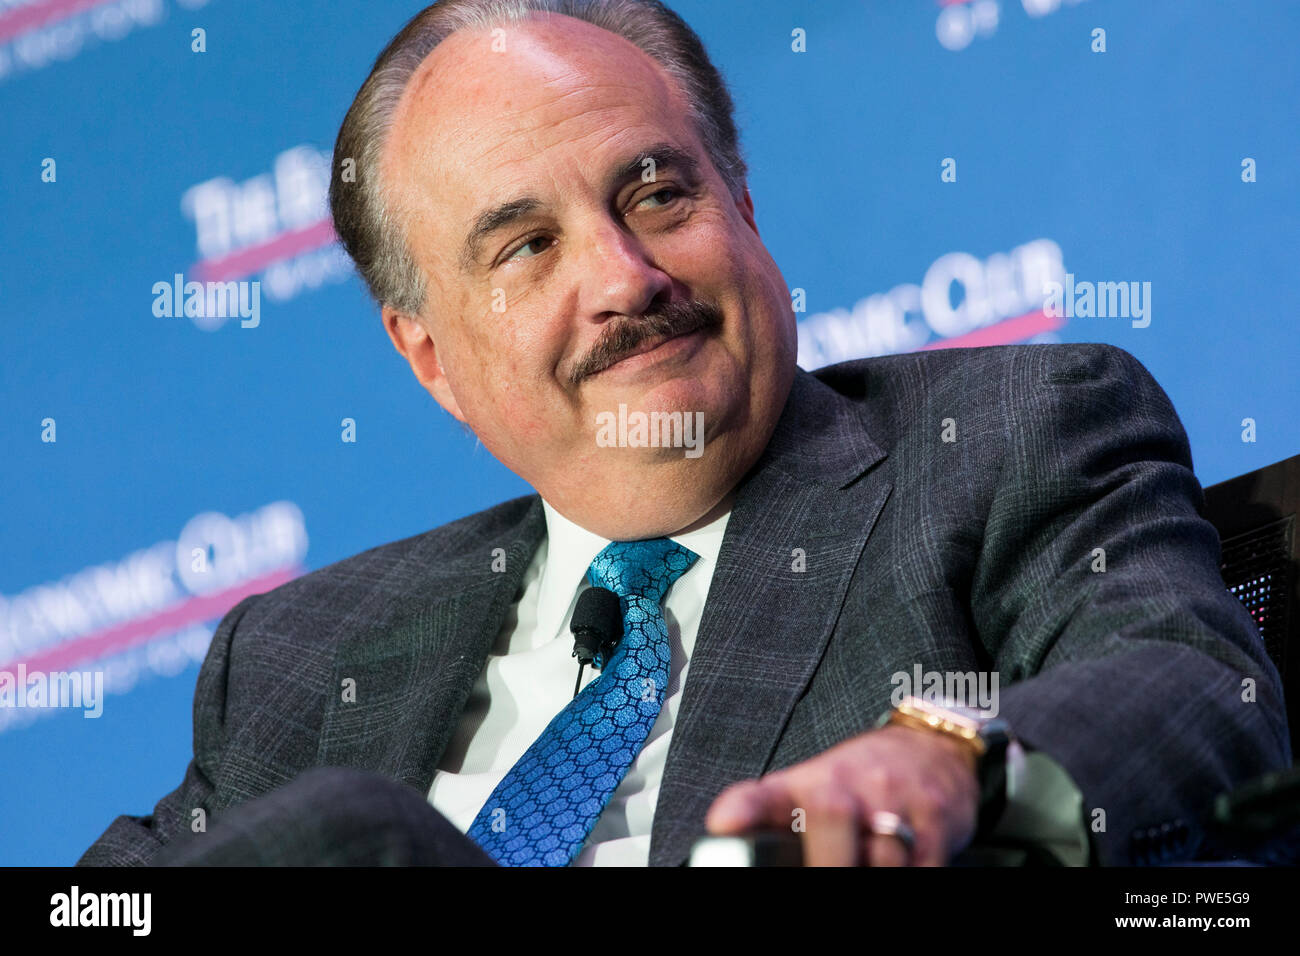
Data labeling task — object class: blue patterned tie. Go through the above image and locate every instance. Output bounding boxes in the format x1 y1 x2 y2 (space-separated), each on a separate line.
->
466 537 699 866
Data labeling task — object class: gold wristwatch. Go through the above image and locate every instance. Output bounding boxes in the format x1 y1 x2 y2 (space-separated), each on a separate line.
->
879 695 1005 762
876 695 1016 838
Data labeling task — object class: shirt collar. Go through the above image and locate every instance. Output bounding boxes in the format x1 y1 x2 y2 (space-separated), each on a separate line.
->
535 498 730 646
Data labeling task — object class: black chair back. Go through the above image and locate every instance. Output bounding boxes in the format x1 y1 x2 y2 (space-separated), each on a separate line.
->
1203 453 1300 760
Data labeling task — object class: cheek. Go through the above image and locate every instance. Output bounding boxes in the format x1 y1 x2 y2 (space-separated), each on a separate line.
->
715 225 791 345
664 206 766 312
670 208 740 273
459 318 564 433
445 284 534 378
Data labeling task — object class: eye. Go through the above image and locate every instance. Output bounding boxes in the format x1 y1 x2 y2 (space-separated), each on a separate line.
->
637 187 679 209
503 235 554 262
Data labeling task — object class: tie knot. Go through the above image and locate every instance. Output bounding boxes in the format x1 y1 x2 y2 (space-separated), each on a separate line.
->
586 537 699 603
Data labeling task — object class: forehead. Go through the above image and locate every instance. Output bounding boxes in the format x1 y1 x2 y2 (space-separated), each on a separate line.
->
381 14 700 237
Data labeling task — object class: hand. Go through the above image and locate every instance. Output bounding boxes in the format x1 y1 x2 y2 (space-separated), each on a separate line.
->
704 724 981 866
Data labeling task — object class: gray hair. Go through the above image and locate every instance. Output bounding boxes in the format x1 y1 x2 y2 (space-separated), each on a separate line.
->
328 0 749 315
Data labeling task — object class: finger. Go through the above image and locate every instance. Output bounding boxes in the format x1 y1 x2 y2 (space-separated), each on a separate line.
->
907 801 953 866
705 777 797 835
801 789 861 866
863 831 910 867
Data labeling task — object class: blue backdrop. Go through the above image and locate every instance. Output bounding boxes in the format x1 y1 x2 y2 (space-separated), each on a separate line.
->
1 0 1296 865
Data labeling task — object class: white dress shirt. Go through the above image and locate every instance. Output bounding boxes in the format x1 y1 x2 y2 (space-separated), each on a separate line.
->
427 499 729 865
427 499 1091 866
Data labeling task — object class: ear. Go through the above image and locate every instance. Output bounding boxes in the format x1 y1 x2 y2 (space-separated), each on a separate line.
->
381 304 468 423
736 184 759 237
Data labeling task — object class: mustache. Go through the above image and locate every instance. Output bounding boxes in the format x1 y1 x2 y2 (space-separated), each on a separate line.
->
568 299 724 386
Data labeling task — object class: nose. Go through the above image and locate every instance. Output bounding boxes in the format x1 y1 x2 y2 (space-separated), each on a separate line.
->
577 215 673 321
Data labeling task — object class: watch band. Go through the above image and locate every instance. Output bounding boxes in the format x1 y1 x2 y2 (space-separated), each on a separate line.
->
885 697 990 760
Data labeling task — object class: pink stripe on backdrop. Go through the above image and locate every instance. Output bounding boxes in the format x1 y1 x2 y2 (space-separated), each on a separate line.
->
0 0 109 44
916 308 1064 350
9 566 303 675
193 219 339 283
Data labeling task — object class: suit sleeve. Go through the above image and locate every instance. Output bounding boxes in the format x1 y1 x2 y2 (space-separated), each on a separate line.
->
74 594 259 866
969 343 1291 866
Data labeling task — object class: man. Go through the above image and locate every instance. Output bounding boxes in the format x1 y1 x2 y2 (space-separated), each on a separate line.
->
79 0 1289 867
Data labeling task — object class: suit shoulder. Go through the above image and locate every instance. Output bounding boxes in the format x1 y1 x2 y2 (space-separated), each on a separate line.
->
805 343 1173 463
233 493 539 624
811 342 1148 400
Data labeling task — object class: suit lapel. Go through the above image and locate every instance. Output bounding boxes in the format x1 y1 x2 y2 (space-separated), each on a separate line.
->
649 368 892 866
316 497 545 790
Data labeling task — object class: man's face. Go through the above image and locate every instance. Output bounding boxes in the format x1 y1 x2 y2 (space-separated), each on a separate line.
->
382 14 796 537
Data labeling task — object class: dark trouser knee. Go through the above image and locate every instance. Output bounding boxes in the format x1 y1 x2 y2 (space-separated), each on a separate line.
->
152 767 498 866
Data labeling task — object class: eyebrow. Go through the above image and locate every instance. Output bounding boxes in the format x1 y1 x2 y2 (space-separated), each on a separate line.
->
458 142 702 271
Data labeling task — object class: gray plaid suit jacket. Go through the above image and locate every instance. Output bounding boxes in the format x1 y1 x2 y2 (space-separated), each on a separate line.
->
77 342 1291 867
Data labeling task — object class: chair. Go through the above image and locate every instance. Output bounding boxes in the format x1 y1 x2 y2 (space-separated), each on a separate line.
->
1202 452 1300 759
